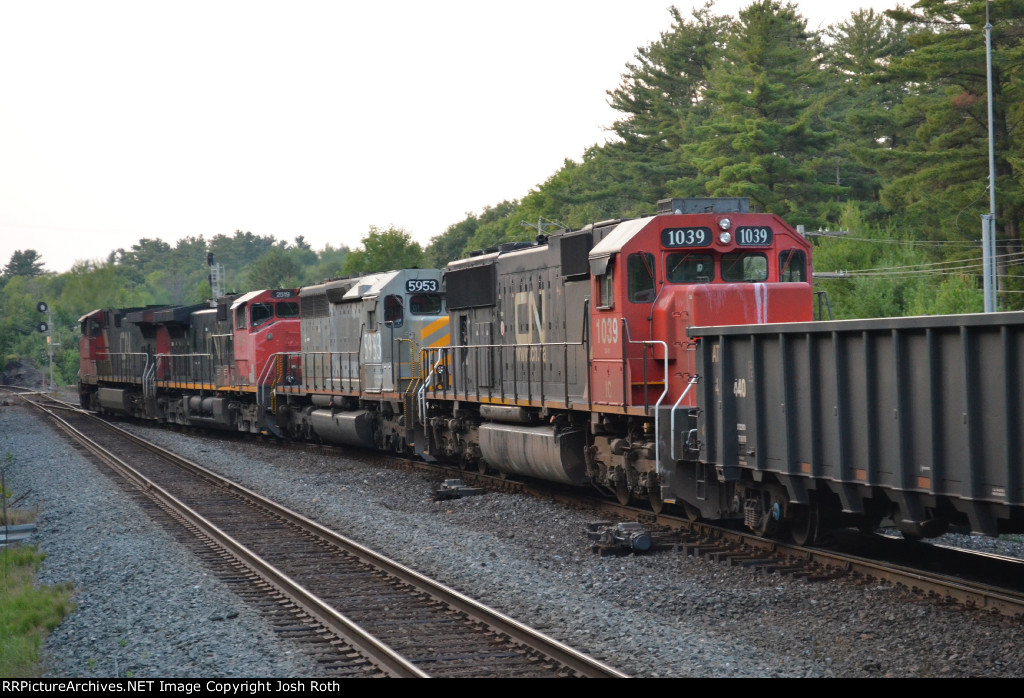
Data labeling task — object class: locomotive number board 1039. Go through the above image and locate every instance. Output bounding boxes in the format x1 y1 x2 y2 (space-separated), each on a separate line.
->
661 227 712 247
735 226 773 246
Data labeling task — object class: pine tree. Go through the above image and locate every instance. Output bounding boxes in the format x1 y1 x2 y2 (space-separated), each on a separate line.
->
692 0 836 224
604 3 729 206
2 250 46 279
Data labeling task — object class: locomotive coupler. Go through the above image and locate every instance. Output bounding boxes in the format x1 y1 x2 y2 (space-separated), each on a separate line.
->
586 521 653 555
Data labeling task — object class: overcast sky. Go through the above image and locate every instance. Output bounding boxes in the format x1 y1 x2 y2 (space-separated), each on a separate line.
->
0 1 900 274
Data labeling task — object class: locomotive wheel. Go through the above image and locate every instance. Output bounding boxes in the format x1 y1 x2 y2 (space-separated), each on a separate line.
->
615 481 631 506
789 504 821 546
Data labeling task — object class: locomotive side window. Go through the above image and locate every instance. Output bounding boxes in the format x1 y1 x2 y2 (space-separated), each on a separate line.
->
628 252 656 303
721 252 768 282
596 267 614 309
779 249 807 282
666 252 714 283
251 303 273 328
275 301 299 318
384 294 404 328
235 305 247 330
409 293 442 314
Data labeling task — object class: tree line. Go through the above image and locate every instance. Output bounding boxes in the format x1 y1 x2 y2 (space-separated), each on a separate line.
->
2 0 1021 385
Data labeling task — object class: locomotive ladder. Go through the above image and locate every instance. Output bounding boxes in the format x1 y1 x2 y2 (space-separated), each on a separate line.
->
270 353 283 413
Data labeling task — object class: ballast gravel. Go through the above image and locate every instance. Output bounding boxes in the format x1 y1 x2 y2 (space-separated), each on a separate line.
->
3 401 1023 678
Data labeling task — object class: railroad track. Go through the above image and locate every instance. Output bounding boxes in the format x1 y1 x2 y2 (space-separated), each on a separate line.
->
105 396 1024 621
14 390 628 678
331 430 1024 621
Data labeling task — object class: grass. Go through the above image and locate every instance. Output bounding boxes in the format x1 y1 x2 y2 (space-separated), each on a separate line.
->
0 545 74 678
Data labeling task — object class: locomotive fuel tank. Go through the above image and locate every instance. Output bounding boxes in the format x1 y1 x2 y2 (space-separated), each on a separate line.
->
309 409 377 449
478 423 586 485
97 387 132 415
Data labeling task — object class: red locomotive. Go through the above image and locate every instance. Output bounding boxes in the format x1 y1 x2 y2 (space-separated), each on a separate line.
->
421 197 814 514
79 289 302 430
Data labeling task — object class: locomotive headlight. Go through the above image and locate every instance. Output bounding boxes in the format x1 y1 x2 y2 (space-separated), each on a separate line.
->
718 217 731 230
719 231 732 244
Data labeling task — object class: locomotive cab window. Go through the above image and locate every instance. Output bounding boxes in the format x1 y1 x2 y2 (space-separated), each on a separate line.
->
666 252 714 283
275 301 299 318
384 294 404 328
409 293 442 315
250 303 273 328
778 249 807 282
596 267 614 309
234 305 247 330
628 252 656 303
721 252 768 282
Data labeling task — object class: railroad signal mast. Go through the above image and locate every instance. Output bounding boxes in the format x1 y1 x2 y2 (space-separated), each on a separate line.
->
36 301 58 392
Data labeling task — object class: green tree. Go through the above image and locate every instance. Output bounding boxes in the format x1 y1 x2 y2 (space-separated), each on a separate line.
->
2 250 46 280
820 9 912 215
244 247 306 290
693 1 836 223
342 226 425 275
208 230 279 290
877 0 1024 308
428 201 520 264
310 244 351 282
604 3 730 207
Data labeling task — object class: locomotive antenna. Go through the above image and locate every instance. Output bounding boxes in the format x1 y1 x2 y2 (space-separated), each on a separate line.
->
982 0 997 312
521 218 565 238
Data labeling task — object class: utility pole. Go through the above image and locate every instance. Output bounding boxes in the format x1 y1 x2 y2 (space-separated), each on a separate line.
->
982 0 998 312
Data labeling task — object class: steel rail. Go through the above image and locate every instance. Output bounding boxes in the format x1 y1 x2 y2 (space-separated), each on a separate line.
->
20 393 629 678
19 395 426 678
97 414 629 678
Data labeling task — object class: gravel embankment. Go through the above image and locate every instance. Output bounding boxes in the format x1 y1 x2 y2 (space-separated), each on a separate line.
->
3 400 1023 678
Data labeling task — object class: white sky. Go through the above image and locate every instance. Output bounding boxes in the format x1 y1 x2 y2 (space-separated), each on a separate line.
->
0 1 900 274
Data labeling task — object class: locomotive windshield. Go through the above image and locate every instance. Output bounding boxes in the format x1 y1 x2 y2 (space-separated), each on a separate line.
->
251 303 273 328
721 252 768 282
276 302 299 318
409 293 442 315
666 252 714 283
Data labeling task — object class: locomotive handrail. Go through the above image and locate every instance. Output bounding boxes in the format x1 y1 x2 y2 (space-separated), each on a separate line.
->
256 351 302 408
619 320 669 416
290 350 361 394
417 349 448 428
425 339 586 408
668 375 699 461
95 350 149 385
142 357 155 401
152 352 216 390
